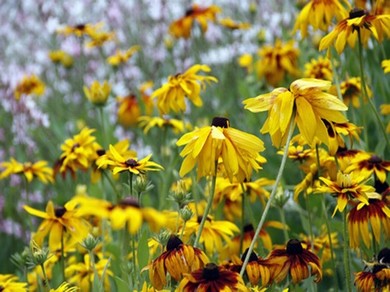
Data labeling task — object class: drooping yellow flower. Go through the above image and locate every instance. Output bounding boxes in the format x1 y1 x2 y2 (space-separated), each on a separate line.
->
255 39 300 86
85 30 115 48
48 50 73 68
14 74 45 100
177 117 266 182
116 94 140 127
138 116 185 134
319 8 390 54
0 274 27 292
243 78 348 147
382 59 390 74
218 18 250 30
0 158 53 183
337 76 372 108
83 80 111 106
151 64 217 114
293 0 350 38
303 56 333 80
107 45 140 66
169 4 221 38
24 200 91 251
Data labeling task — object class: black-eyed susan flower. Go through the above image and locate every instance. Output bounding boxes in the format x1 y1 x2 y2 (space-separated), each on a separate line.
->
255 39 300 86
107 45 140 66
56 23 99 37
65 254 113 291
14 74 45 100
293 0 350 38
177 262 248 292
383 59 390 74
338 77 372 108
49 282 78 292
267 239 322 284
85 30 116 48
347 152 390 183
243 78 348 148
316 170 375 216
95 139 137 170
138 116 185 134
96 144 163 175
48 50 73 68
152 64 217 114
218 18 250 30
304 56 333 80
177 117 266 182
83 80 111 106
116 94 141 127
169 4 221 38
148 235 208 290
108 197 166 234
57 127 101 177
319 8 390 54
24 200 90 251
0 158 53 184
0 274 27 291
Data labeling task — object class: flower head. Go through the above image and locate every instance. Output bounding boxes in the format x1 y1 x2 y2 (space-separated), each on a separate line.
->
0 274 28 292
382 59 390 74
336 77 372 108
83 80 111 106
218 18 250 30
243 78 348 147
0 158 53 184
116 94 141 127
138 116 185 134
347 153 390 183
304 56 333 80
107 45 140 66
152 64 217 114
14 74 45 100
50 282 78 292
177 117 266 182
48 50 73 68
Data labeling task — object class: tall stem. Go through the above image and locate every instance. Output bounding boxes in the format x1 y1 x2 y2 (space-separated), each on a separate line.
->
240 116 295 276
194 162 218 248
343 209 352 292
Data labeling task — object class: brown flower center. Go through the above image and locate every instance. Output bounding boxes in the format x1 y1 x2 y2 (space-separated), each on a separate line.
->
241 248 258 262
118 197 140 208
202 263 220 280
166 235 183 251
125 159 139 168
286 239 303 255
211 117 230 128
378 247 390 264
96 149 106 156
368 155 382 164
349 8 367 19
54 207 67 218
243 223 254 233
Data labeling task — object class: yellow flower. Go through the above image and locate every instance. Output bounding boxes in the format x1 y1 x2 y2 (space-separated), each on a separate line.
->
238 53 253 73
56 23 100 37
169 4 221 38
138 116 185 134
218 18 250 30
347 152 390 183
303 56 333 80
148 235 208 290
65 254 113 291
83 80 111 106
244 78 348 147
0 274 27 292
0 158 53 184
177 117 266 182
14 74 45 100
50 282 78 292
382 59 390 73
107 45 140 66
152 64 217 114
293 0 350 38
24 200 91 251
255 39 300 86
48 50 73 68
316 171 375 216
116 94 140 127
95 140 137 170
85 31 115 48
319 8 390 54
338 76 372 108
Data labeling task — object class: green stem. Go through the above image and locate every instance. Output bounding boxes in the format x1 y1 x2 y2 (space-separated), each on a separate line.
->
357 29 389 149
128 173 133 197
193 162 218 248
240 116 296 276
40 263 51 291
278 205 289 243
98 107 107 148
343 209 352 292
102 171 121 202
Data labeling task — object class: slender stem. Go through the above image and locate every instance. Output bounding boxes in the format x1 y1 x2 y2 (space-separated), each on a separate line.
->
98 107 107 148
102 171 121 202
194 162 218 248
40 263 51 291
357 29 389 148
128 173 133 197
343 209 352 292
278 206 289 243
305 193 314 245
240 116 296 276
239 183 246 254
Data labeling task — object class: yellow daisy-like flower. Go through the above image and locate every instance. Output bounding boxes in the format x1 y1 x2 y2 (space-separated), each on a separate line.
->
56 23 99 37
138 116 185 134
83 80 111 106
151 64 217 114
218 18 250 30
116 94 141 127
319 8 390 54
293 0 350 38
23 200 90 251
303 56 333 81
347 152 390 183
177 117 266 182
148 235 208 290
169 4 221 39
382 59 390 74
85 31 116 48
243 78 348 148
338 76 372 108
0 158 53 184
96 144 163 175
50 282 78 292
107 45 140 66
14 74 45 100
0 274 27 292
238 53 253 73
316 171 375 216
255 39 300 86
95 139 137 170
48 50 73 68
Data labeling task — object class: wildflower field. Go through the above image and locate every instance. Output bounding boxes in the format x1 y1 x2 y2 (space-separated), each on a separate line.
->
1 0 390 291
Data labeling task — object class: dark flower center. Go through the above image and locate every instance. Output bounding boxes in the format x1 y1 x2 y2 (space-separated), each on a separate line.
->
96 149 106 156
349 8 367 19
368 155 382 164
166 235 183 251
243 224 254 233
0 285 4 291
118 197 140 208
378 247 390 264
125 159 139 168
185 8 195 16
373 264 386 274
374 180 389 194
211 117 230 128
75 24 86 30
54 207 67 218
71 143 80 152
241 248 258 262
202 263 220 280
286 239 303 255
